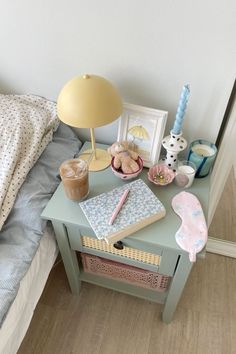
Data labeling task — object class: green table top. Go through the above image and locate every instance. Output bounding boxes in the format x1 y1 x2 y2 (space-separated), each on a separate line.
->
42 142 210 253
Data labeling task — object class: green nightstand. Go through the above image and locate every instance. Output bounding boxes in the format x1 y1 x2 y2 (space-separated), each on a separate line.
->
42 142 210 323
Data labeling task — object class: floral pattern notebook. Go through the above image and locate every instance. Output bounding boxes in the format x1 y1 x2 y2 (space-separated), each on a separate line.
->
79 179 166 243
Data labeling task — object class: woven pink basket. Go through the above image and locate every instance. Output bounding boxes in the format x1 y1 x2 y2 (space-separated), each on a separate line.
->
80 253 170 292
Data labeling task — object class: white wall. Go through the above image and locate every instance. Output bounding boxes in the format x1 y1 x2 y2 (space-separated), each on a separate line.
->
0 0 235 145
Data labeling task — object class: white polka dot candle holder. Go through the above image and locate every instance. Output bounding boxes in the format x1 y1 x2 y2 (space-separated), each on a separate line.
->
162 131 187 171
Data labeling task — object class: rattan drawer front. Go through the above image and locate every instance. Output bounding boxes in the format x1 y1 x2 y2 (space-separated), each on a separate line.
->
81 236 161 266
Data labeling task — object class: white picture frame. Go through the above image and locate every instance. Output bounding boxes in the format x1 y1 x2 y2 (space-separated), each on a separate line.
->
117 103 168 168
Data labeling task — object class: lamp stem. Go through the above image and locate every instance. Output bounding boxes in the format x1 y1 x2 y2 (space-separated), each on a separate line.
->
90 128 97 160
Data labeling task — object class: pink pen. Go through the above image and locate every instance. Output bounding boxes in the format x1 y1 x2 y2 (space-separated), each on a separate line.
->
108 188 130 225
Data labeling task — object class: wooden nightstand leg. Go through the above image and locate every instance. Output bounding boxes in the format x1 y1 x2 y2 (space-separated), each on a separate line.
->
162 254 193 324
52 221 81 294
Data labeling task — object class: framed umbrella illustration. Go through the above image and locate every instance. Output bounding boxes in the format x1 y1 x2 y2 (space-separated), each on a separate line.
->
117 103 168 167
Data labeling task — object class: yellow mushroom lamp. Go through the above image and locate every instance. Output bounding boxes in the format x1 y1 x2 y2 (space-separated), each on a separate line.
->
57 74 123 171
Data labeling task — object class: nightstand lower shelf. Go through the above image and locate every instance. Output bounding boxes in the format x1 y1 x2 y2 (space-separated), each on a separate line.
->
79 271 167 304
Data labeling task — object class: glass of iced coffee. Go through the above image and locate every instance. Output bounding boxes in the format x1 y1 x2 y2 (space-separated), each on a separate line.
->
59 159 89 201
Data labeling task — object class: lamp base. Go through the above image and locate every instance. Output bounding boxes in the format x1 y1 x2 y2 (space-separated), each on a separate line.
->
79 148 111 172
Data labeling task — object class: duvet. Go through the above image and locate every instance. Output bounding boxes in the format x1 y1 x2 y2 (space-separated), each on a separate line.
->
0 94 59 230
0 114 82 327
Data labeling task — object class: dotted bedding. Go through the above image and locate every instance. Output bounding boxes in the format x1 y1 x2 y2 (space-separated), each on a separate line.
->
0 94 59 230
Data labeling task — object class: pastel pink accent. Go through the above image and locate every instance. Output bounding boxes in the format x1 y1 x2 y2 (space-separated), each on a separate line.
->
111 156 143 180
148 164 175 186
172 191 208 262
81 253 170 292
108 188 130 225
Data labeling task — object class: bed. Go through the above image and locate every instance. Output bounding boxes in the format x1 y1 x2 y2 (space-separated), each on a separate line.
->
0 94 82 354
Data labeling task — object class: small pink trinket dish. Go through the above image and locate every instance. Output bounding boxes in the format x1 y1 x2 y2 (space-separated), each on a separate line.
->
148 164 175 186
111 156 143 180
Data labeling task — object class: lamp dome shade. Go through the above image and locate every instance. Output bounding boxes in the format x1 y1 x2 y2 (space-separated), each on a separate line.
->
57 74 123 128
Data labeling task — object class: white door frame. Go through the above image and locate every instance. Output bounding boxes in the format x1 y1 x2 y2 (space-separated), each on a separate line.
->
207 96 236 257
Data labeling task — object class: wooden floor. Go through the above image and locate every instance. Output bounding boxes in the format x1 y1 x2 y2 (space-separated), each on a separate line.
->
18 171 236 354
18 257 236 354
209 168 236 241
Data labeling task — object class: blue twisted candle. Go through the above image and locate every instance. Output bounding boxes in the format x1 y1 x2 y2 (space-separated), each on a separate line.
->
172 84 190 135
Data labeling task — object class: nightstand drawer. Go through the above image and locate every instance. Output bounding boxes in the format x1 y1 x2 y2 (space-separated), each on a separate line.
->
66 225 178 275
66 224 168 273
67 224 163 254
81 235 161 266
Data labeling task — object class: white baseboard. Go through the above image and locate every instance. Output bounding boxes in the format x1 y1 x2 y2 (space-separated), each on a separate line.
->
207 237 236 258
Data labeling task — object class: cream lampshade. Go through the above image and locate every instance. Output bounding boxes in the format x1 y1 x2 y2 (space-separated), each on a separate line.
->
57 74 123 171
